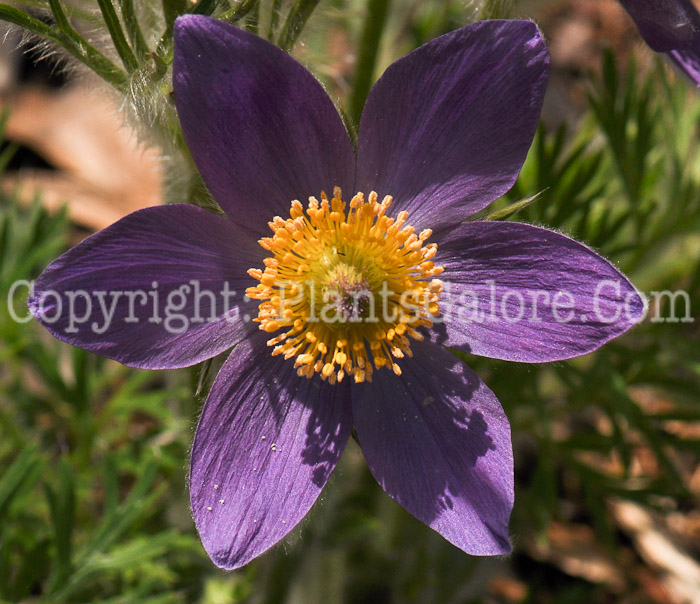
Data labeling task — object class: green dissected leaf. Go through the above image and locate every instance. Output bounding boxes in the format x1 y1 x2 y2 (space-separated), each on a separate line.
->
0 201 68 292
90 531 199 571
96 590 184 604
277 0 321 51
102 455 121 519
0 141 17 174
78 460 159 562
44 458 75 590
190 0 220 16
588 50 660 208
483 192 542 221
96 0 139 71
118 0 150 61
7 535 51 600
219 0 259 23
161 0 188 30
0 3 129 89
46 460 162 600
0 446 43 519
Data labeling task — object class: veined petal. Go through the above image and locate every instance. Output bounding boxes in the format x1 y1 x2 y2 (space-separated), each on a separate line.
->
620 0 700 88
190 334 353 570
352 340 513 555
619 0 700 52
356 20 549 233
173 15 355 237
669 49 700 87
29 205 259 369
433 221 644 362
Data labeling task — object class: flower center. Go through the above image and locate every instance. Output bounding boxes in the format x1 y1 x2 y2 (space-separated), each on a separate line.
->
246 187 444 384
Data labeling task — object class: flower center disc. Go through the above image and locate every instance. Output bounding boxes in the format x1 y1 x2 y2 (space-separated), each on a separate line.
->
246 188 444 384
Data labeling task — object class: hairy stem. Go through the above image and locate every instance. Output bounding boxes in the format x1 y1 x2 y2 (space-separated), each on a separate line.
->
0 4 129 90
277 0 321 52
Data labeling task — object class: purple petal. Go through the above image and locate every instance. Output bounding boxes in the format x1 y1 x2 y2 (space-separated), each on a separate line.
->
669 48 700 87
432 221 644 362
29 205 259 369
355 20 549 233
190 334 352 569
352 340 513 555
173 15 355 237
619 0 700 52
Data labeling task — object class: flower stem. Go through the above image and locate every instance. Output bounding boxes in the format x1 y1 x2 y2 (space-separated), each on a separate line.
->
246 0 259 34
0 3 129 90
277 0 321 52
219 0 258 24
349 0 390 127
118 0 150 62
96 0 139 72
267 0 281 40
47 0 73 33
191 0 220 15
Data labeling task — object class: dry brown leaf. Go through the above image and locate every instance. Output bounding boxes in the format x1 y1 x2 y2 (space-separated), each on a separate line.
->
523 521 628 591
611 500 700 604
1 83 162 230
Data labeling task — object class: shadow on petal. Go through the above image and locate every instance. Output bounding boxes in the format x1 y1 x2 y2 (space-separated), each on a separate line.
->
352 340 513 555
189 332 353 569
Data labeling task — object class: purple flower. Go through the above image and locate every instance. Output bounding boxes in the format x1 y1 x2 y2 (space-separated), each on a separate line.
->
620 0 700 87
29 15 643 569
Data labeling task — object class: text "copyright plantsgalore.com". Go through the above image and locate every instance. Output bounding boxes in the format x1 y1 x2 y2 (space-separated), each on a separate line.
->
5 279 695 335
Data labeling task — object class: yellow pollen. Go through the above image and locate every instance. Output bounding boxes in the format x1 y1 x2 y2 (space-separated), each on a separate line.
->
247 187 444 383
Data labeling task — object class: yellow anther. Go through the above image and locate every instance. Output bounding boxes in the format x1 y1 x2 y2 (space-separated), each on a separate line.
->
263 321 280 333
290 200 304 218
246 188 444 382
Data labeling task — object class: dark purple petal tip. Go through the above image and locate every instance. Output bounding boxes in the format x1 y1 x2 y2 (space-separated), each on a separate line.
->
669 48 700 87
620 0 700 52
434 221 644 363
28 205 258 369
356 19 550 233
620 0 700 88
173 15 354 237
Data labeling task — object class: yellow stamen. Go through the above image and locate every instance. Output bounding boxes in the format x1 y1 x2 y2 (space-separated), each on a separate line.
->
247 188 444 383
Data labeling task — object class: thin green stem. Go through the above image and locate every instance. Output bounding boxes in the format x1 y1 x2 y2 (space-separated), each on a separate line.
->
118 0 150 61
349 0 390 127
277 0 321 52
339 106 357 150
0 4 129 90
162 0 187 30
191 0 219 15
245 0 259 33
156 0 186 60
96 0 139 72
267 0 281 40
219 0 257 23
47 0 72 32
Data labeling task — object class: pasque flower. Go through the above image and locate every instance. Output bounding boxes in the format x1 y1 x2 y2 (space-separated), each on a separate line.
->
29 15 643 569
620 0 700 87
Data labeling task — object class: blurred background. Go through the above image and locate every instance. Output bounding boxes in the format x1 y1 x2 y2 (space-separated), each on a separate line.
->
0 0 699 602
